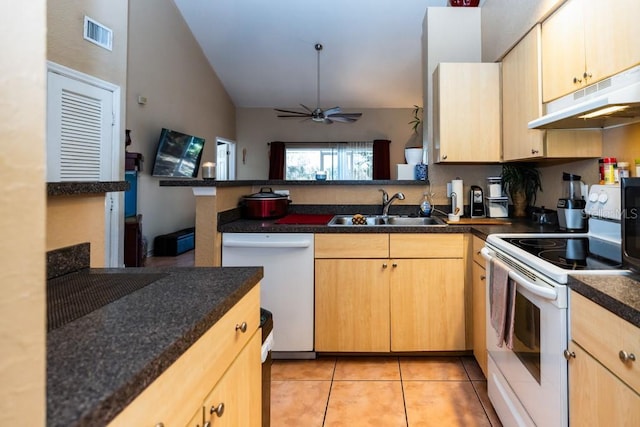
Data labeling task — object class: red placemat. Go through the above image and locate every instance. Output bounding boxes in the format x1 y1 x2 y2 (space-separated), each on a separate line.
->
275 214 334 225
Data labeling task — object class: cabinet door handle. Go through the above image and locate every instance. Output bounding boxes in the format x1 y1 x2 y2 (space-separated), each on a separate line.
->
442 154 448 160
392 263 398 268
382 263 388 269
619 350 636 363
235 322 247 333
563 349 576 360
573 76 582 84
480 275 486 281
531 149 539 155
584 71 592 80
210 402 225 417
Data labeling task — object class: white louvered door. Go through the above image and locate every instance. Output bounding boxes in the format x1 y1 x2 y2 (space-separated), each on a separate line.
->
46 71 113 182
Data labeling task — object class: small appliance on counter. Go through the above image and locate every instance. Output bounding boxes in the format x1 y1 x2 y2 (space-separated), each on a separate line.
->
484 176 508 218
557 172 587 231
470 185 485 218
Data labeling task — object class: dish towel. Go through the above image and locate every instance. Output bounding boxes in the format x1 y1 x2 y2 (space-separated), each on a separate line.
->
489 257 516 348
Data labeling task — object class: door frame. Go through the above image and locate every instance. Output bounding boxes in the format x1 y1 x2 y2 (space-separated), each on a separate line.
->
47 61 122 267
216 137 236 180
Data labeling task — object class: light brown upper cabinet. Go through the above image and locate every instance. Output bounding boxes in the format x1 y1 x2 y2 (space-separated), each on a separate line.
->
433 63 501 163
542 0 640 103
502 25 602 161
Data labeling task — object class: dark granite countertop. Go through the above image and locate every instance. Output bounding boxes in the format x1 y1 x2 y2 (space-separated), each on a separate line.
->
160 179 430 187
47 266 263 427
568 274 640 328
48 181 129 196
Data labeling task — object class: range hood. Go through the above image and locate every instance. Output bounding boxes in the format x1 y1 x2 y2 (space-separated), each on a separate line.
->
528 65 640 129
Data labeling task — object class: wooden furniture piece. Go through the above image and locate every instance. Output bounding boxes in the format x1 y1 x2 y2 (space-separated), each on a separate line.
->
124 214 144 267
471 236 487 376
109 285 262 427
501 25 602 161
314 233 466 352
433 62 501 163
541 0 640 102
566 291 640 425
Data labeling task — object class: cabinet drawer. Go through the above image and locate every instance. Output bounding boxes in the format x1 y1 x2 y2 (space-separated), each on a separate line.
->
472 236 486 266
109 284 261 426
389 234 463 258
571 291 640 393
315 234 389 258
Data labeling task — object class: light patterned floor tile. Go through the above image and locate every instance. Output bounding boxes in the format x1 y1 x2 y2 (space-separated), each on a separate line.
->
399 356 468 381
333 356 400 381
324 380 407 427
270 380 332 427
272 357 336 381
403 381 492 427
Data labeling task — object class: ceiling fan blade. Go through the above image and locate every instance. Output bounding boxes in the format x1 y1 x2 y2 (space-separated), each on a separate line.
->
300 104 314 113
274 108 309 115
329 116 358 123
328 112 362 118
278 114 312 118
323 107 341 116
323 118 334 124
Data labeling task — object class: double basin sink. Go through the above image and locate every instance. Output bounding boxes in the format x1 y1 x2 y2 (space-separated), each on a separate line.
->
327 214 447 227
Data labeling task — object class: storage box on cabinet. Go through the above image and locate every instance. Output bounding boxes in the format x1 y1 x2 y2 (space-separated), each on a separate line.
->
109 285 261 427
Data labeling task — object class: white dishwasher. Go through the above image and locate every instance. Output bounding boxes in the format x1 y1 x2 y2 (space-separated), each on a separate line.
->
222 233 315 358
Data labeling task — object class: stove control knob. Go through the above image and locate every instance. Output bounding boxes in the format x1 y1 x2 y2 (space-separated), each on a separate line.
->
589 192 599 202
598 192 609 204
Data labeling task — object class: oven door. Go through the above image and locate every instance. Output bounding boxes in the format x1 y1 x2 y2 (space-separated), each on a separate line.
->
482 247 568 427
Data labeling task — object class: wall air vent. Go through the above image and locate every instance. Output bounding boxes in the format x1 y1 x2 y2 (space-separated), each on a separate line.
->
84 16 113 51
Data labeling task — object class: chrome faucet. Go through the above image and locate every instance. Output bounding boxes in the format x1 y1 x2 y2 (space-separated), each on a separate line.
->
379 189 405 216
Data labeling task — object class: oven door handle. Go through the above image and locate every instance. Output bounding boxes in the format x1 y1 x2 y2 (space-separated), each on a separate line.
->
481 247 558 301
509 269 558 301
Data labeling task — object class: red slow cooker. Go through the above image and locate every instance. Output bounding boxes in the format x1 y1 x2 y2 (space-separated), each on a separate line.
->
241 187 290 219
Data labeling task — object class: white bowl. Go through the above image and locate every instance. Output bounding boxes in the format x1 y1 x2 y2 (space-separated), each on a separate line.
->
404 148 423 165
448 213 460 222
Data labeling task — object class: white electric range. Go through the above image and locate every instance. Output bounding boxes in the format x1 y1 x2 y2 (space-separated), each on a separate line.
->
481 184 629 427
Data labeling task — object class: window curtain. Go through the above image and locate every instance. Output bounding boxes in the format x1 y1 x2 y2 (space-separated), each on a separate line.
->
372 139 390 180
336 141 373 180
268 141 285 179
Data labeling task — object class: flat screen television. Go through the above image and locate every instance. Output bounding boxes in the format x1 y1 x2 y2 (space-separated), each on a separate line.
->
151 128 205 178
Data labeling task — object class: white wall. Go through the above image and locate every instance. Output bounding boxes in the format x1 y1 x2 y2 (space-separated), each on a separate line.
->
481 0 564 61
126 0 236 253
1 1 47 424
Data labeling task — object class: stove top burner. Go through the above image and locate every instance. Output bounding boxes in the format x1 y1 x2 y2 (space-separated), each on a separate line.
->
502 236 621 270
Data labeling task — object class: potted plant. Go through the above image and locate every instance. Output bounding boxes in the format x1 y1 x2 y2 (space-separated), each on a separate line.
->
501 163 542 217
405 105 424 164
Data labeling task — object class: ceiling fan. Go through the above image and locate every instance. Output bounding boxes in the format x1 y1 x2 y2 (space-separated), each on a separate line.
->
275 43 362 124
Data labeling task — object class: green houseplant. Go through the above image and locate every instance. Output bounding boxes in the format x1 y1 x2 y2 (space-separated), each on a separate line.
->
501 163 542 217
408 105 423 135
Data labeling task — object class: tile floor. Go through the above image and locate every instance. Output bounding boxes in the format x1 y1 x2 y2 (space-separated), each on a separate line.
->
271 355 502 427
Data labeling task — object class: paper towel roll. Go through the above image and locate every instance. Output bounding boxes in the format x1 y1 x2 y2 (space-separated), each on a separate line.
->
451 179 464 215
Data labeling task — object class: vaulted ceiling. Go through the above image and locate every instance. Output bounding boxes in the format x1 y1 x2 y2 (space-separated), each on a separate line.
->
173 0 470 110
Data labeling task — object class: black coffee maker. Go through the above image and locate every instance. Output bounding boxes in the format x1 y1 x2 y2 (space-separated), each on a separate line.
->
470 185 485 218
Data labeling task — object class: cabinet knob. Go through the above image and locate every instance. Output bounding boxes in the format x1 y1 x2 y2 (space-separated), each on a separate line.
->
392 263 398 268
584 71 592 80
235 322 248 333
155 423 165 427
573 76 582 84
531 149 539 155
619 350 636 363
442 154 448 160
382 263 388 269
480 275 486 281
210 402 225 417
563 349 576 360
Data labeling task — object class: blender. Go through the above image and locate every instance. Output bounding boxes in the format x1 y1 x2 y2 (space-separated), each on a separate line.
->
557 172 587 231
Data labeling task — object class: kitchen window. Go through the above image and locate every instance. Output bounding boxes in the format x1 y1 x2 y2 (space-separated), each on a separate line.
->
285 142 373 180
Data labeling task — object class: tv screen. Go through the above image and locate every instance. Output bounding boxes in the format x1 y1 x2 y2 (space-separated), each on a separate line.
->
151 128 205 178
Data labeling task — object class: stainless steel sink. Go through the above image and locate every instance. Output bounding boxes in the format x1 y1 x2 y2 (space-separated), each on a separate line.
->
327 215 447 227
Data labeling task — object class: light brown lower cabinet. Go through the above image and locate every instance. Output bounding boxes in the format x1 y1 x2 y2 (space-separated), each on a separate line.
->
568 290 640 426
314 233 465 352
109 285 261 427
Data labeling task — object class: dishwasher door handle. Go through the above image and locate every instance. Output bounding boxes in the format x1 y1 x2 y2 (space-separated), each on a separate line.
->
222 239 311 249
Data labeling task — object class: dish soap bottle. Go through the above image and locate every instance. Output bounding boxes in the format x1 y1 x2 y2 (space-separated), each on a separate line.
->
419 193 432 217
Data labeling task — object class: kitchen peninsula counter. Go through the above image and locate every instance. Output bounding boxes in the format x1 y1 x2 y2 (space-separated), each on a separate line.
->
47 266 263 427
